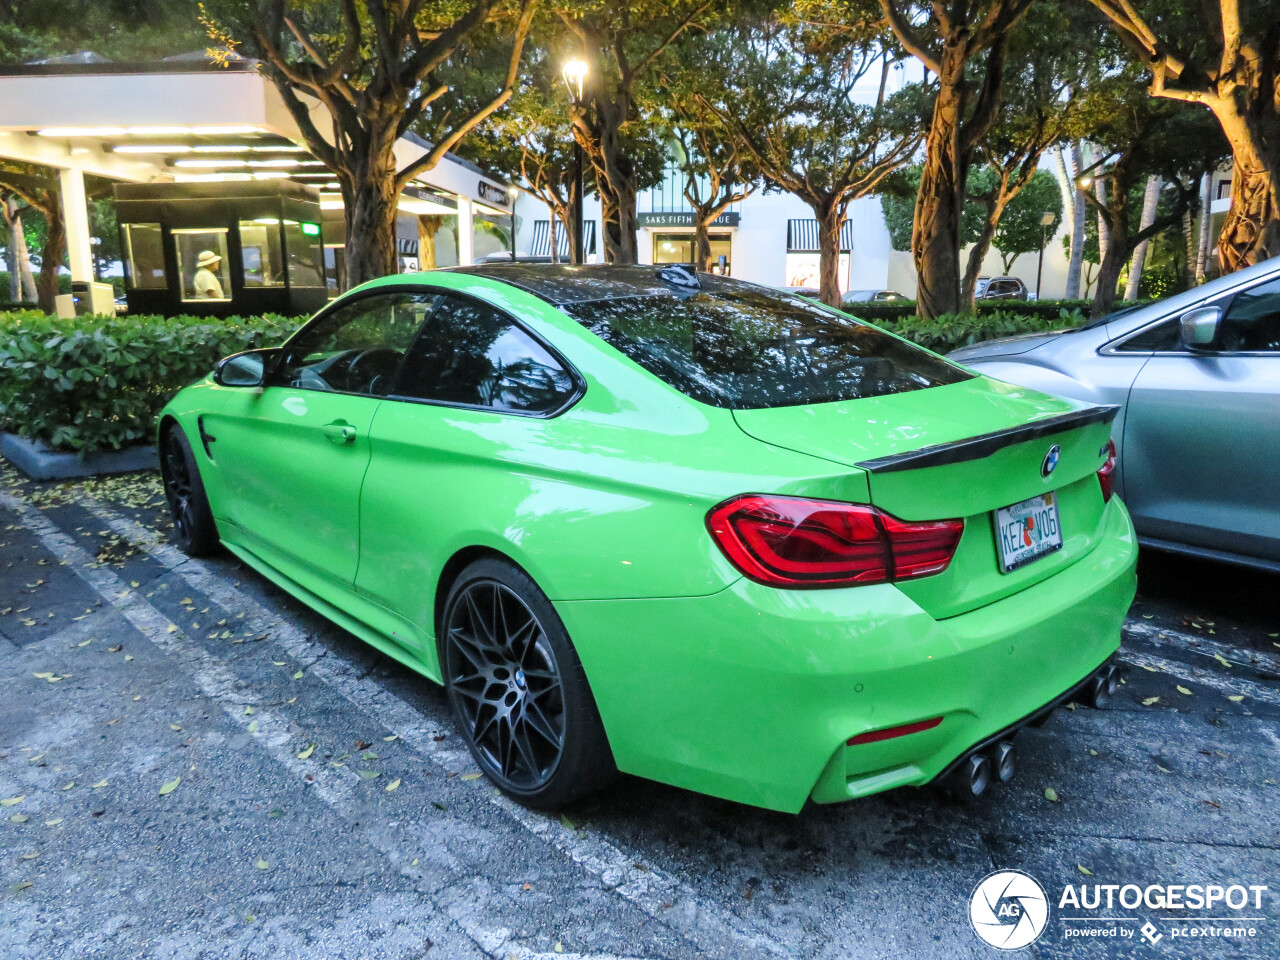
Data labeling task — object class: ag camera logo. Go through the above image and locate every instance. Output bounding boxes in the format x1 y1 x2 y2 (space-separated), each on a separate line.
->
970 870 1050 949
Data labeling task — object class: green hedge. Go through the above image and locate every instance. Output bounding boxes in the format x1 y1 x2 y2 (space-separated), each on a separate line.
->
873 308 1086 353
850 298 1142 322
0 311 302 454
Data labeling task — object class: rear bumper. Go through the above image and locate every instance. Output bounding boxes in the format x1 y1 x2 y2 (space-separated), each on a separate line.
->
555 498 1137 813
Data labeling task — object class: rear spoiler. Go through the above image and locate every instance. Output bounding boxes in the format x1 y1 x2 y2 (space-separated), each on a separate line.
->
856 405 1120 474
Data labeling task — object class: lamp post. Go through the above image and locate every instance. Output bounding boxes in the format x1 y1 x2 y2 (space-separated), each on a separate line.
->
1036 210 1056 300
561 57 588 266
508 186 518 261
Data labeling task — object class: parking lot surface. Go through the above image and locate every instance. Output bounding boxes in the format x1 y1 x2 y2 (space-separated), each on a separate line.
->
2 467 1277 959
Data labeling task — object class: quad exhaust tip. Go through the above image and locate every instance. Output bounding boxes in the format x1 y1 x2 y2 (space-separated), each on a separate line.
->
960 753 991 797
988 741 1016 783
1082 662 1121 709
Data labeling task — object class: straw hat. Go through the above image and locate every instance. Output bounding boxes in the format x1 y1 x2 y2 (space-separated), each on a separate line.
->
196 250 222 268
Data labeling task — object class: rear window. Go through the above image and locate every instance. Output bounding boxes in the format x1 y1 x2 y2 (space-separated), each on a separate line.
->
561 286 973 409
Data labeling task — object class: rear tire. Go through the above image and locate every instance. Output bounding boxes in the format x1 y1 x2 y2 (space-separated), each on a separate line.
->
441 558 615 809
160 423 220 557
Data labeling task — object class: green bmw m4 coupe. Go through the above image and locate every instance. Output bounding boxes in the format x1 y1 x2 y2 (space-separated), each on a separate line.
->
158 264 1136 813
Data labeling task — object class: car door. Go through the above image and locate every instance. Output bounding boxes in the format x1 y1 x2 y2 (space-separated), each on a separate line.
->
205 290 437 588
1122 274 1280 563
353 292 580 663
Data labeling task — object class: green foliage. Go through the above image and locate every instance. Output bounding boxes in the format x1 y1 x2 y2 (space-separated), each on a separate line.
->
992 169 1063 270
848 298 1141 323
855 308 1089 354
0 311 303 454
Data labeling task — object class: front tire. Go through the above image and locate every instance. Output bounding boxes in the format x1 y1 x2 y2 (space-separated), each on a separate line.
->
441 558 615 808
160 423 220 556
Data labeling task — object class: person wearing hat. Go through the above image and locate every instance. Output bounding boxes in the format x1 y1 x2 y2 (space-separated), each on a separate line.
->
193 250 225 299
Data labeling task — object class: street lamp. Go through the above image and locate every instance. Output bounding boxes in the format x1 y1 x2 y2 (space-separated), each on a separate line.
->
561 57 588 266
1036 210 1056 300
508 186 518 261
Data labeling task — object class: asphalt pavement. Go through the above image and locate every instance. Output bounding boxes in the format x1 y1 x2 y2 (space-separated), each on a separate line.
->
2 466 1276 960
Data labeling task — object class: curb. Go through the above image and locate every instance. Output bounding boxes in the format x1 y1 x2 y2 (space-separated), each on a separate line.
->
0 432 156 481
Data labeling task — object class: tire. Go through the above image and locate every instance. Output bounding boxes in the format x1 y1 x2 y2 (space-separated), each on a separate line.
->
160 422 220 557
441 558 615 808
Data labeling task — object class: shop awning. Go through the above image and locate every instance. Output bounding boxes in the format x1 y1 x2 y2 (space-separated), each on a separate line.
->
786 218 855 253
532 219 597 259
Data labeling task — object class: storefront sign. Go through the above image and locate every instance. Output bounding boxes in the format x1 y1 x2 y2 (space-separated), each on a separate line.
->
477 180 511 208
638 211 740 228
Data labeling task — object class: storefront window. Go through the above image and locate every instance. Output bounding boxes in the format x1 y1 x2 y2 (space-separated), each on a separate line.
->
784 252 850 294
174 229 232 302
123 223 166 290
239 220 284 287
284 220 325 287
652 232 732 273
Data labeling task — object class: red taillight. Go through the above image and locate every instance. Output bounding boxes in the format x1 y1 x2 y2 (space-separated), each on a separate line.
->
706 495 963 588
1097 439 1117 503
847 716 943 745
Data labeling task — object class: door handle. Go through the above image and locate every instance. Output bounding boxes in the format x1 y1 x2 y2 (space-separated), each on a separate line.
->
322 420 357 443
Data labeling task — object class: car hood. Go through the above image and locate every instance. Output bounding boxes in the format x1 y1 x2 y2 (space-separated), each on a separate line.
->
947 329 1072 361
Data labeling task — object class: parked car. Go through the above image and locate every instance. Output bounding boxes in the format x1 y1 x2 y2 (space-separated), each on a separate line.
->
950 257 1280 573
158 264 1135 812
843 289 909 304
975 276 1029 300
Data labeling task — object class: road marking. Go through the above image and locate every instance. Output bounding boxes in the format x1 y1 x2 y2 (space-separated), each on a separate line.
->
75 494 798 959
1124 620 1280 676
1118 649 1280 709
1 490 650 960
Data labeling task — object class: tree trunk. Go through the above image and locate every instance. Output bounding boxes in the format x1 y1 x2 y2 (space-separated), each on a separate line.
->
35 196 66 314
1181 207 1195 285
693 215 712 271
417 214 445 270
341 171 400 288
3 196 37 302
1124 175 1161 300
1091 187 1131 318
912 48 967 319
816 202 844 308
962 198 1002 306
1067 144 1087 298
1211 102 1280 272
1195 172 1212 282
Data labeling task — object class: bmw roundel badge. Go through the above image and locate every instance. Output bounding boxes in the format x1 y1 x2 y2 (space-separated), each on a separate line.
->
1041 444 1061 478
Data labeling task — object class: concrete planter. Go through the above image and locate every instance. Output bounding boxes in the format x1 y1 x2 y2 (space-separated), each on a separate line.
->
0 432 156 481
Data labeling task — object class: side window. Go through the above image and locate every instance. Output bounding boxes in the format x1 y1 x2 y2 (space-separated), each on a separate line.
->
1217 277 1280 352
1116 318 1181 352
394 295 575 414
275 292 437 396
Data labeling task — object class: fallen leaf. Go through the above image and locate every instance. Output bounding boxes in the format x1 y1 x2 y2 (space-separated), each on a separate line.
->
169 724 181 732
248 721 259 733
461 773 482 782
559 813 576 831
1156 764 1172 773
1 796 24 807
1142 696 1160 706
244 707 253 715
92 779 108 789
158 776 181 796
107 645 122 653
361 751 379 761
431 801 447 811
385 778 401 792
1228 695 1244 702
357 769 380 779
297 744 316 760
1139 664 1159 672
61 782 74 791
1089 749 1099 756
292 670 304 680
554 942 565 954
20 852 37 860
1176 685 1193 696
1203 799 1222 809
383 735 398 742
273 661 286 666
1044 788 1059 802
10 814 28 823
1212 653 1231 668
255 858 269 870
44 818 63 826
124 655 134 661
166 625 177 634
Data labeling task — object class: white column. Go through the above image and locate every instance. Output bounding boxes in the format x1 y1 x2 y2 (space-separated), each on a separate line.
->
59 167 94 281
457 195 474 266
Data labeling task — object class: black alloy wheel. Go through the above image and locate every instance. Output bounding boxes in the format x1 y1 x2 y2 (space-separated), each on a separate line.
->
442 559 614 807
160 423 219 556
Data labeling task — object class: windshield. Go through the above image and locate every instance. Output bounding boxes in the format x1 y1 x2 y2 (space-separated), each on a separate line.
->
562 285 974 409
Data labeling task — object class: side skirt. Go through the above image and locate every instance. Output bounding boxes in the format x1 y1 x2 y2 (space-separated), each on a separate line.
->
221 540 444 685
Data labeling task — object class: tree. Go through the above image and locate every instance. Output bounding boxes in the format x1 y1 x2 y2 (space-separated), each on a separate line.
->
990 169 1062 274
876 0 1037 318
1086 0 1280 273
0 164 64 312
459 47 593 264
205 0 536 288
704 21 922 305
1075 78 1229 316
555 0 719 264
2 193 38 302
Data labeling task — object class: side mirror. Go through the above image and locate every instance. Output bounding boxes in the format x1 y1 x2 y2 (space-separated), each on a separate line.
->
214 348 274 387
1179 306 1221 350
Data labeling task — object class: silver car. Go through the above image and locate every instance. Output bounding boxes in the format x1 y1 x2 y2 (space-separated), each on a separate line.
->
949 258 1280 573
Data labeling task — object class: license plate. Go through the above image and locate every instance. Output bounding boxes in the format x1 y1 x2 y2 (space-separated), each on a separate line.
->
994 492 1063 573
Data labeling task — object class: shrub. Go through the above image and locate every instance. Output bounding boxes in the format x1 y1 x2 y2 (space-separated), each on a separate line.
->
847 297 1142 323
0 311 303 454
862 308 1088 354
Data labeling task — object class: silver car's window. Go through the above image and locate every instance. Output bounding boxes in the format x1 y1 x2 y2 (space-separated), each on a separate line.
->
1116 318 1180 352
1218 277 1280 352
